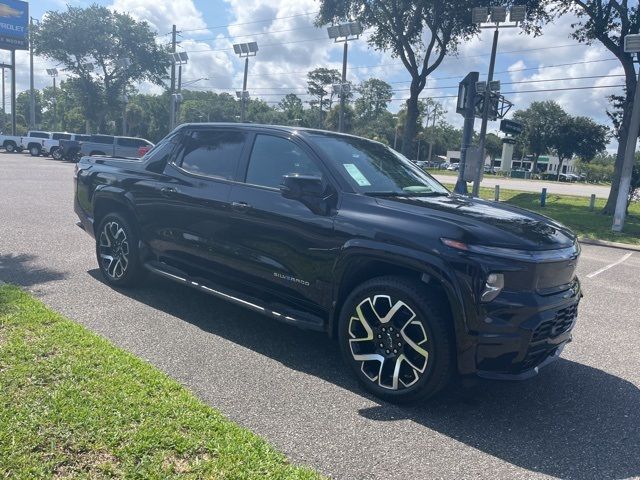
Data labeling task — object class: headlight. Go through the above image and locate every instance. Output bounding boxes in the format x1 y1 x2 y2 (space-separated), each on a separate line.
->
481 273 504 302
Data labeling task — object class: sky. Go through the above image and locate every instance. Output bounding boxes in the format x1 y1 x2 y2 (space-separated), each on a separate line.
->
5 0 629 147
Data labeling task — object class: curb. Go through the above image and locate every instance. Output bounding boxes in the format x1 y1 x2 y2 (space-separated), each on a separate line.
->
578 237 640 252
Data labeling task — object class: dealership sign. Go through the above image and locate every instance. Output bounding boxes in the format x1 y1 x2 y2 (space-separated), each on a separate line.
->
0 0 28 50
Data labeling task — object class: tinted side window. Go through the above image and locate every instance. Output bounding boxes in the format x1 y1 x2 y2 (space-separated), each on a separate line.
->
179 130 246 180
117 137 146 148
52 133 72 140
91 135 114 144
30 132 49 139
245 135 322 188
75 135 91 142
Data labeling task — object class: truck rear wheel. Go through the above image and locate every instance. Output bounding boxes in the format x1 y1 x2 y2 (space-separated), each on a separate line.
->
95 213 146 288
29 145 41 156
51 148 63 160
338 276 455 403
4 141 16 153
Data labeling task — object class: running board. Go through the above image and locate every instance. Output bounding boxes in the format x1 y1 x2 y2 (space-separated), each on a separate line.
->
144 261 324 331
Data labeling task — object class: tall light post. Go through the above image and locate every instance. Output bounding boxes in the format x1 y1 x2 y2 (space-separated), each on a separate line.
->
233 42 258 123
393 115 400 150
169 52 188 129
29 17 38 130
46 68 58 131
613 34 640 232
327 22 362 133
116 58 131 135
470 5 525 197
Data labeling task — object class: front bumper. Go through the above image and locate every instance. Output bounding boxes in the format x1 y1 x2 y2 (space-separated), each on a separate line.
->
459 280 581 380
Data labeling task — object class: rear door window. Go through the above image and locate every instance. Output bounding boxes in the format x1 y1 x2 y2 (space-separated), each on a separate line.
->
30 132 50 139
117 137 147 148
178 129 246 180
244 134 322 189
91 135 114 144
52 133 72 140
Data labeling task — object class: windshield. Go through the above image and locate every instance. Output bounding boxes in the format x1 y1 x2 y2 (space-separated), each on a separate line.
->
309 134 449 196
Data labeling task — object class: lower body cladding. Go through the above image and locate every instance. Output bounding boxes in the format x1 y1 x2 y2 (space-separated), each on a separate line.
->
457 280 581 380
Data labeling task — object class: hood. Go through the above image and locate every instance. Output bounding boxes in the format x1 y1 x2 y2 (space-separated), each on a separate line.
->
374 193 576 251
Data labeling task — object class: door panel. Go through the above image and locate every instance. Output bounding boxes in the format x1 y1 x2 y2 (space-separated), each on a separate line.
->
227 134 340 312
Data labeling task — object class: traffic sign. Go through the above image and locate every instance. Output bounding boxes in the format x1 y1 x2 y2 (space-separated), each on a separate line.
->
500 119 524 135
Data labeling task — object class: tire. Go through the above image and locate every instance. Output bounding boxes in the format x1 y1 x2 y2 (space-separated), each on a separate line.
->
29 145 41 156
338 276 455 404
51 148 63 160
4 141 15 153
95 213 146 288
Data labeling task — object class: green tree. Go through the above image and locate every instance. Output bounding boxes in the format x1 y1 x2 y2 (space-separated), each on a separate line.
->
354 78 393 121
485 133 503 161
317 0 548 157
549 0 640 213
513 101 569 173
551 115 608 179
306 68 341 126
278 94 305 125
33 4 168 133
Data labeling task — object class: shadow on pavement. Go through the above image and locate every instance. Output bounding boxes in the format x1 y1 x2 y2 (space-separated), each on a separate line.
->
90 269 639 480
0 253 67 287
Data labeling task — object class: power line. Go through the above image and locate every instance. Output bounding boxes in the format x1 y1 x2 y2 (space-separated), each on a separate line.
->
177 11 320 34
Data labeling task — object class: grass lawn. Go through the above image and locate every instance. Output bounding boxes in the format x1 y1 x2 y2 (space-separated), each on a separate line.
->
0 285 322 479
438 181 640 245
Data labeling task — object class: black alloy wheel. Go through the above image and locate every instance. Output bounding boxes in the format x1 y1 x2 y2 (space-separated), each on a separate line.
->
96 213 146 287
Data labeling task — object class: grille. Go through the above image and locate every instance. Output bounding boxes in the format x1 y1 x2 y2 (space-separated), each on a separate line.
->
531 304 578 343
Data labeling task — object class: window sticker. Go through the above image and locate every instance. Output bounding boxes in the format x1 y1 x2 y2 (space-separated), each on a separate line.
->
343 163 371 186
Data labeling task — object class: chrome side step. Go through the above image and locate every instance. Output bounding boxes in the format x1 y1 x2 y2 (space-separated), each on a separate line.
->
144 262 324 331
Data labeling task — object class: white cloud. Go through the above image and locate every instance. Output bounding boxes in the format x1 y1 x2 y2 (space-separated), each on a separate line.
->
109 0 208 34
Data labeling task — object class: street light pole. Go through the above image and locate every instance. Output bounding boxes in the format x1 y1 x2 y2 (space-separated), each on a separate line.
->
241 57 248 122
472 26 499 197
29 16 35 129
233 42 258 123
613 35 640 232
327 22 362 133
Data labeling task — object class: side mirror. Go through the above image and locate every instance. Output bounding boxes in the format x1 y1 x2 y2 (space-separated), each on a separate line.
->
280 174 325 200
280 175 332 215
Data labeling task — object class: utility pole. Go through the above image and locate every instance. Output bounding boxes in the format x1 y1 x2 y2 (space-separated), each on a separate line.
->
339 41 348 132
613 36 640 232
2 66 5 116
29 16 35 129
169 24 177 130
11 50 16 135
52 76 56 131
472 27 499 197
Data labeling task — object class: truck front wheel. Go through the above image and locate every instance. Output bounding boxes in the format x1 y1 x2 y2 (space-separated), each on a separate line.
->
4 141 16 153
29 145 41 156
338 276 455 403
95 213 146 288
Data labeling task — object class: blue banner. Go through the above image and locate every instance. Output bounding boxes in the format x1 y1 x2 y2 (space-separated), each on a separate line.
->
0 0 28 51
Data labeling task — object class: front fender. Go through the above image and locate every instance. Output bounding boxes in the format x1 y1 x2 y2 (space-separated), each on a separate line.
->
330 239 473 357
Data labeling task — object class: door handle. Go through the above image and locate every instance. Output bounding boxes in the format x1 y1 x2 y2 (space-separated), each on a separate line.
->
160 186 178 196
231 201 251 211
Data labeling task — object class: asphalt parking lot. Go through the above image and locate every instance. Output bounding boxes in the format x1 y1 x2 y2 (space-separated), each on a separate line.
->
1 153 638 480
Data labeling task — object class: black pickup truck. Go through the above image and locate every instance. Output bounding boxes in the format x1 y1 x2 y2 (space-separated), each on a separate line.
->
74 123 581 403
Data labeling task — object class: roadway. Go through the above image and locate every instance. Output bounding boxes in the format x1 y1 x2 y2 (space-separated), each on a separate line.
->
1 153 638 480
432 173 612 198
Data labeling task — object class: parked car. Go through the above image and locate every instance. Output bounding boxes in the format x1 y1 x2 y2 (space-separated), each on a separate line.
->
79 134 154 158
53 134 93 161
446 163 459 171
415 160 428 169
138 144 153 157
74 123 582 403
0 133 23 152
20 131 52 156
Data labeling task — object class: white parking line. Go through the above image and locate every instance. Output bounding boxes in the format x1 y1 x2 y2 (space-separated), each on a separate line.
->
586 252 633 278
